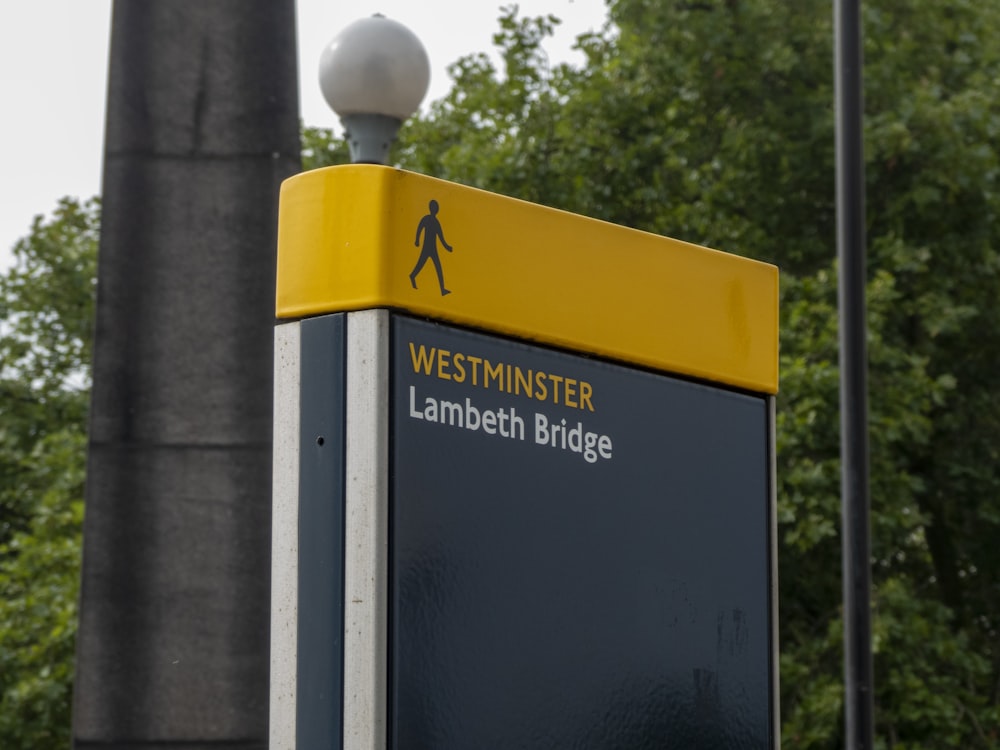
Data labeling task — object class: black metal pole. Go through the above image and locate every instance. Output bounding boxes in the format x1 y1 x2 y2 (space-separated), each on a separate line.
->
834 0 875 748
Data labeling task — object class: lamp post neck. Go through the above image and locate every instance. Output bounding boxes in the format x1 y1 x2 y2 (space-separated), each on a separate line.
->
341 113 404 165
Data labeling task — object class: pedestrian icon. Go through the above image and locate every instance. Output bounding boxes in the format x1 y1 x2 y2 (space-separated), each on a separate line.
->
409 199 453 296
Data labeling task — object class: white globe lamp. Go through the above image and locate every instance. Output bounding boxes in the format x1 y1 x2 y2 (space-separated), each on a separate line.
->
318 15 430 164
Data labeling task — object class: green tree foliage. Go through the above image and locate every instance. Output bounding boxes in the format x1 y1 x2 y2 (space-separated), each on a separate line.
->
0 198 97 747
312 1 1000 745
302 123 350 171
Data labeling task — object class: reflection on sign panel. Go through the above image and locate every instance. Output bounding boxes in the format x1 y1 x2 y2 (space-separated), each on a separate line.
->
390 315 773 750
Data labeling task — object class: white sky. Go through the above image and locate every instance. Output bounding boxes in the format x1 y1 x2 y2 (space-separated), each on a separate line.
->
0 0 609 271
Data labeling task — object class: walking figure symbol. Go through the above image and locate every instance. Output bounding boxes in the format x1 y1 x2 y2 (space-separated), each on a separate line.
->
409 199 453 296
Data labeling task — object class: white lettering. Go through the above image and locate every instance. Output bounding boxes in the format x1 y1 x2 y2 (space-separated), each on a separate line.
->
408 386 526 444
465 398 480 431
534 411 613 463
409 386 610 462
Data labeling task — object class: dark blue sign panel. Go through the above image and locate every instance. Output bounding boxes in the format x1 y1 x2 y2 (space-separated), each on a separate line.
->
390 314 773 749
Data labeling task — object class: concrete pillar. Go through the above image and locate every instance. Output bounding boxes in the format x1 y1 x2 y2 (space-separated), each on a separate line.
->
73 3 300 748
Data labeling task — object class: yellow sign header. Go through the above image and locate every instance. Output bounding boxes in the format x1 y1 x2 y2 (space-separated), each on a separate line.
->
276 165 778 393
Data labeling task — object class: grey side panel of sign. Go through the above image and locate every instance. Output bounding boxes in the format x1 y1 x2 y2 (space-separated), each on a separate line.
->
296 313 347 750
390 314 773 749
342 309 391 748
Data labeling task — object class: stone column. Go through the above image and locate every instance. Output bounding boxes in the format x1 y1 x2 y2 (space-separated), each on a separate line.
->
73 2 299 748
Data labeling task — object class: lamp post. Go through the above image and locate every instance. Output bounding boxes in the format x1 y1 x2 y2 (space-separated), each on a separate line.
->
835 0 874 747
318 14 430 164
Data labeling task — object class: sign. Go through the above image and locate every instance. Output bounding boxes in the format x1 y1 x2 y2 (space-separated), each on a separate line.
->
270 165 779 750
390 315 773 749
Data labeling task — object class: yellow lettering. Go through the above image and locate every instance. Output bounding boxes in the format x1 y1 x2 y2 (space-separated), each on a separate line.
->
564 377 577 408
412 344 594 413
466 355 482 385
514 367 532 398
437 349 452 380
534 371 548 402
409 343 435 375
548 374 564 404
485 360 503 390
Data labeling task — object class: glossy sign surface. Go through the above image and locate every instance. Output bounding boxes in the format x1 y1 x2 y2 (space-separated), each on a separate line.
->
390 315 773 749
276 165 778 394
